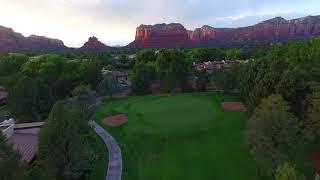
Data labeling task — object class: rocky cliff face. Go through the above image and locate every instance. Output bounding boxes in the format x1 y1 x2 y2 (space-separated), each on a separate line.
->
189 16 320 45
129 15 320 49
129 23 193 48
0 26 67 52
80 36 109 50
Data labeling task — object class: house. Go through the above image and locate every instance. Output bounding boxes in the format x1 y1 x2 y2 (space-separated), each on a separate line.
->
101 69 132 97
1 115 44 163
0 86 8 105
102 69 128 82
110 71 129 82
195 60 238 73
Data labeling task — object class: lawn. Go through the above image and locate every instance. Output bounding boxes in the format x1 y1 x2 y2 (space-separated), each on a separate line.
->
95 92 262 180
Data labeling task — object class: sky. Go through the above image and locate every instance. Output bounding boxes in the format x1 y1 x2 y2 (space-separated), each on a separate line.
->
0 0 319 47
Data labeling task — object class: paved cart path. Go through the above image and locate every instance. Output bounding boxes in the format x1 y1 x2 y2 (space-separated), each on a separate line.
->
90 120 122 180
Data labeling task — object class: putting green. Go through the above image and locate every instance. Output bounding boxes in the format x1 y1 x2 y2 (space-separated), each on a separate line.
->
95 92 262 180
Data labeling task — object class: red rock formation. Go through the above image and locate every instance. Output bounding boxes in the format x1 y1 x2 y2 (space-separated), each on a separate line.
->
129 15 320 49
80 36 109 50
129 23 194 48
189 16 320 45
0 26 66 52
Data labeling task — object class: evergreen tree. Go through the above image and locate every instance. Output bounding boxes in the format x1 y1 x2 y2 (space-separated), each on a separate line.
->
39 102 94 179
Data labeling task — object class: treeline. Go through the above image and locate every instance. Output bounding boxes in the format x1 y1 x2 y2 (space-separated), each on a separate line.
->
235 39 320 178
1 87 99 179
0 54 104 122
0 52 107 179
132 49 193 94
184 47 266 62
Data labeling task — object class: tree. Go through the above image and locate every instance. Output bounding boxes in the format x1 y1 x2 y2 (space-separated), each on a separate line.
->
97 75 119 96
9 76 39 121
0 53 28 76
225 48 245 60
119 53 129 64
0 133 26 180
210 69 237 92
39 101 94 179
95 51 111 64
246 94 303 175
187 48 224 62
132 61 156 95
136 49 156 63
20 54 84 118
156 49 191 90
274 163 305 180
276 68 309 117
246 59 287 110
79 61 102 88
72 84 96 122
305 82 320 139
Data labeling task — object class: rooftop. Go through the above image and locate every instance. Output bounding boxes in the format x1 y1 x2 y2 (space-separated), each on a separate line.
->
8 133 39 163
102 70 128 77
2 122 44 163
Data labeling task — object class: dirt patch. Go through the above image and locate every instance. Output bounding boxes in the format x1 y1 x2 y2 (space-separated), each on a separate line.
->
312 149 320 173
103 114 128 127
222 102 246 112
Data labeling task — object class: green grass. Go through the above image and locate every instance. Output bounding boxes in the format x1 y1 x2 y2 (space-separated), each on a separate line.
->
88 131 107 180
95 92 262 180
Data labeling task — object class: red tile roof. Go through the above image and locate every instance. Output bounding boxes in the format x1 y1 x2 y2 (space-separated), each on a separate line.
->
8 133 39 163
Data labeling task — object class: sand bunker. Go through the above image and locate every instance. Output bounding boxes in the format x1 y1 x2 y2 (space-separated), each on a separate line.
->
103 114 128 127
222 102 246 112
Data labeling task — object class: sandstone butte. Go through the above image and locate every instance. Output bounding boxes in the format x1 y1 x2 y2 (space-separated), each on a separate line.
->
128 15 320 49
80 36 109 50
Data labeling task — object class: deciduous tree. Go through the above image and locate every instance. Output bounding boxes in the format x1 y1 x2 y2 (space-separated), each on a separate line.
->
247 94 303 175
274 163 305 180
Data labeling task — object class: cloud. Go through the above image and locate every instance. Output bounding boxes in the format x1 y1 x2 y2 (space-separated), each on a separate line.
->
0 0 319 46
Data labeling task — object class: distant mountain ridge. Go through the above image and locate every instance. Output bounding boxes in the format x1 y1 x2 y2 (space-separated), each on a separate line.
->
129 15 320 49
0 26 67 52
1 15 320 52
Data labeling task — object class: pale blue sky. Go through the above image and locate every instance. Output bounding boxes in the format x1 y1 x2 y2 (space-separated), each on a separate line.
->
0 0 319 47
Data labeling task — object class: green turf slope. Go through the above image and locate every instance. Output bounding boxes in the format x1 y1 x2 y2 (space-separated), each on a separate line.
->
95 92 262 180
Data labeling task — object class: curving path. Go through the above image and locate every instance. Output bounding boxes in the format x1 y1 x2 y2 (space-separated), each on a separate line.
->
90 120 122 180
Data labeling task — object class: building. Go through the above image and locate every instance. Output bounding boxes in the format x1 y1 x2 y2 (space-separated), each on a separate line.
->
101 69 132 88
195 60 237 73
100 69 132 97
1 115 44 163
